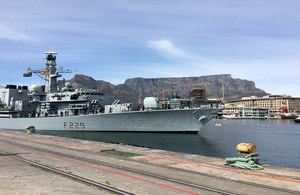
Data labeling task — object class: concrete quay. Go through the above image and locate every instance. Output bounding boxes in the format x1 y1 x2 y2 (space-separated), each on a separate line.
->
0 129 299 195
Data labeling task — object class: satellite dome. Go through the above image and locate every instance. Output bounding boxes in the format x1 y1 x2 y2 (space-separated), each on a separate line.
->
62 87 68 92
30 85 40 92
65 82 72 88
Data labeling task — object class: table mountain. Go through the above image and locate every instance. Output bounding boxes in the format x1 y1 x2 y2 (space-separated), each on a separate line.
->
69 74 268 103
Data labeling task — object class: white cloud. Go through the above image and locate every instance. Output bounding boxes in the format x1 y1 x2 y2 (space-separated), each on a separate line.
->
147 39 199 62
0 23 35 42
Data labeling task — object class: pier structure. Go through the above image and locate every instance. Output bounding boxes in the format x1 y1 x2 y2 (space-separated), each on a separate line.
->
0 129 299 194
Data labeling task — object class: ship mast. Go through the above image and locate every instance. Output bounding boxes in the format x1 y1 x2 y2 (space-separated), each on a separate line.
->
28 52 72 93
45 51 60 93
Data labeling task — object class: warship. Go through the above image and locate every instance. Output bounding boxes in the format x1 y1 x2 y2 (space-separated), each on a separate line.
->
0 52 223 133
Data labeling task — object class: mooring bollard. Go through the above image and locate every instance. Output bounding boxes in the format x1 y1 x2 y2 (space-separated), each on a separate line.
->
25 126 35 134
224 143 263 170
236 143 256 154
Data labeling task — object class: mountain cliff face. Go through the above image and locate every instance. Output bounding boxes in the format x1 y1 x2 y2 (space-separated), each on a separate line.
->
69 74 268 103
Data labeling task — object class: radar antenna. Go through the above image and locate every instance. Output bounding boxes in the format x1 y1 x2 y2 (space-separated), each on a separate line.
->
27 52 73 93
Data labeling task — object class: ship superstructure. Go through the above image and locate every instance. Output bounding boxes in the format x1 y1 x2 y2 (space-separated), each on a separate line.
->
0 52 223 133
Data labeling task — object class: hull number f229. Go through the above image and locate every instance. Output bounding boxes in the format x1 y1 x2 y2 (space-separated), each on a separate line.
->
63 122 85 129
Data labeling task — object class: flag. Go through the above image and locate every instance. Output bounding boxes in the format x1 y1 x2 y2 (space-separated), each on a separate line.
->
40 71 49 75
23 72 32 77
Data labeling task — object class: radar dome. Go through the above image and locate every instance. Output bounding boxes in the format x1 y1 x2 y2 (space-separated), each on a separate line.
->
65 82 72 88
30 85 40 92
62 87 67 92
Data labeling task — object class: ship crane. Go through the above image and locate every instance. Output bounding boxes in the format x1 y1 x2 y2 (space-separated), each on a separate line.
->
153 89 175 100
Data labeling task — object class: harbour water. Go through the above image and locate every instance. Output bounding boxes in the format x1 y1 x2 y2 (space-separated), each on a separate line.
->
37 119 300 169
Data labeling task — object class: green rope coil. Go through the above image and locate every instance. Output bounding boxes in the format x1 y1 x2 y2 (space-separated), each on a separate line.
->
224 153 263 170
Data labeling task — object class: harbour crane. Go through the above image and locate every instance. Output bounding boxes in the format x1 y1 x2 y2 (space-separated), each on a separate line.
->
138 94 143 104
153 88 175 100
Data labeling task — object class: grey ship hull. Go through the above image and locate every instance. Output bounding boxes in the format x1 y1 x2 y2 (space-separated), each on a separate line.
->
0 108 220 133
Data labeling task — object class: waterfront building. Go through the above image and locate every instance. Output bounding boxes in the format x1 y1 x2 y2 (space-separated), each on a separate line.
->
228 95 300 114
223 104 268 119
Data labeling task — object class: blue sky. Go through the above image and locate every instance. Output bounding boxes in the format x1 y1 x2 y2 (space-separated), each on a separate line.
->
0 0 299 97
